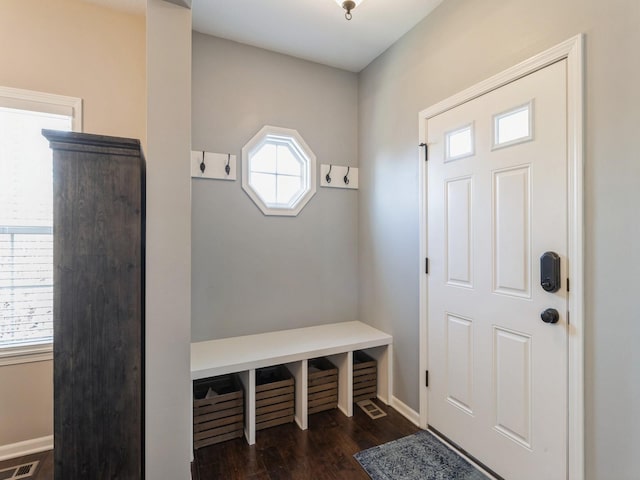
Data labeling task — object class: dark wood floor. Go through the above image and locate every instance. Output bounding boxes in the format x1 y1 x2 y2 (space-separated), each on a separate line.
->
193 401 420 480
0 402 417 480
0 450 53 479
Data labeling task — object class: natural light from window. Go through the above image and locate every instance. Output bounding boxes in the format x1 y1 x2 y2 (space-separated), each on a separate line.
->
242 126 316 216
493 101 533 148
0 107 71 350
445 124 474 161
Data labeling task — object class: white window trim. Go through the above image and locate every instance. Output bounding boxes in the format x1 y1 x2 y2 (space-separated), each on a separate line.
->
0 86 82 366
0 343 53 366
0 86 83 132
241 125 317 216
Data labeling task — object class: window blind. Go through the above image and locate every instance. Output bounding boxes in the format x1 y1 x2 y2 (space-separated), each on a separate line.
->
0 104 71 348
0 230 53 346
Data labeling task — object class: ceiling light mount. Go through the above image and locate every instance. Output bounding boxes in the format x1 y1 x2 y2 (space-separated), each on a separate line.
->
335 0 363 21
342 0 356 20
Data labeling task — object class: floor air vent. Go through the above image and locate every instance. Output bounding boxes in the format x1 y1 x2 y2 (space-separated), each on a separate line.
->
357 399 387 420
0 461 39 479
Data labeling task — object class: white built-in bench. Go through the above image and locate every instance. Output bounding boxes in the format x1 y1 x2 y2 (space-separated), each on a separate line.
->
190 321 393 445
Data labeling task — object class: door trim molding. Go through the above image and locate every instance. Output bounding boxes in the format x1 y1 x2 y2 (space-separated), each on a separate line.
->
417 35 584 480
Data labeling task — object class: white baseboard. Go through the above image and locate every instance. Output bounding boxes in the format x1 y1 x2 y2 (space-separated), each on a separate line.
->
0 435 53 461
390 395 420 427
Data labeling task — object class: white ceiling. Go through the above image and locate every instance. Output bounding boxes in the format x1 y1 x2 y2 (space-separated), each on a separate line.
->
83 0 444 72
192 0 444 72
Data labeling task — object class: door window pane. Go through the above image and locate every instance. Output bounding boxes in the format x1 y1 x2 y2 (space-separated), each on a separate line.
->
446 124 474 161
493 102 533 148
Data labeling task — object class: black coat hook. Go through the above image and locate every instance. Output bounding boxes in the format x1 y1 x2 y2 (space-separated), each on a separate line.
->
200 151 206 173
326 165 332 184
344 166 350 185
225 154 231 175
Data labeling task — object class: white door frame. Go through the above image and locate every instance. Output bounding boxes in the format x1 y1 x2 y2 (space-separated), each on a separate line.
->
418 35 584 480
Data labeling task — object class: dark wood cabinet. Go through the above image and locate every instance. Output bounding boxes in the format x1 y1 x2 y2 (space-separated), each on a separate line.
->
44 130 145 479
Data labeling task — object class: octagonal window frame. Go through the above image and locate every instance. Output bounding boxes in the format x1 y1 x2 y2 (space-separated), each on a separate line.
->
242 126 317 216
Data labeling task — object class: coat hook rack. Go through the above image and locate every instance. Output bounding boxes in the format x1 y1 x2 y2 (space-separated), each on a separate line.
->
191 150 237 181
320 164 358 190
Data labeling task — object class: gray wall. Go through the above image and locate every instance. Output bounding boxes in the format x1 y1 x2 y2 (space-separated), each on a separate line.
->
191 33 359 341
358 0 639 478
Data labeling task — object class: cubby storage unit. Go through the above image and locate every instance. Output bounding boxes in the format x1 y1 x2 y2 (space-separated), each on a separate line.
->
308 358 338 414
191 321 392 446
193 374 244 449
256 366 295 430
353 350 378 403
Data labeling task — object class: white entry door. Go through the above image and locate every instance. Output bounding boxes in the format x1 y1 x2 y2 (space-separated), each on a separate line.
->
427 60 568 480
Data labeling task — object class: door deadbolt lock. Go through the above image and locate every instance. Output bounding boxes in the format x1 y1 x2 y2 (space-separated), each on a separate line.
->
540 251 561 292
541 308 560 324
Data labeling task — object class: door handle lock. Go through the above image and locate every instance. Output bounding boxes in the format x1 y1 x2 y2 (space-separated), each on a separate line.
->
540 251 561 292
541 308 560 324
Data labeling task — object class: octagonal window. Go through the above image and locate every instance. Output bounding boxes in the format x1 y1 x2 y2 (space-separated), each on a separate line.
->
242 126 316 216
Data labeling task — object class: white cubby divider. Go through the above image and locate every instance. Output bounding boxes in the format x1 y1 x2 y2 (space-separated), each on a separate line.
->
286 360 308 430
326 351 353 417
